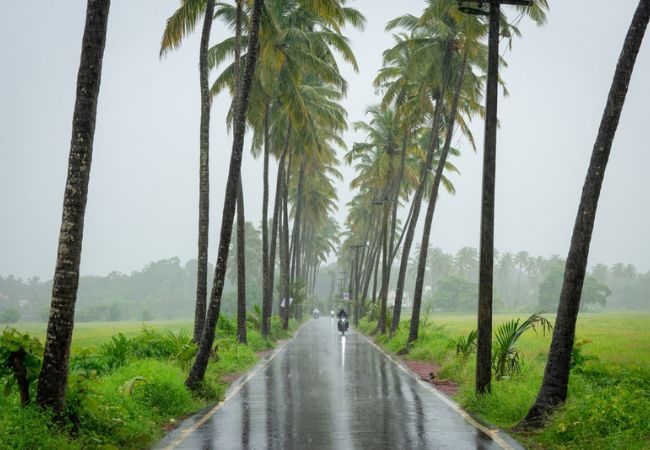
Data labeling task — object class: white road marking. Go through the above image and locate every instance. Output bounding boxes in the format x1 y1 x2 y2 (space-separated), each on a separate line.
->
162 322 309 450
359 332 516 450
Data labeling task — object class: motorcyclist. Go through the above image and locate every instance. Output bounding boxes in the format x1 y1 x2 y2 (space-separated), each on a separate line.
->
336 308 348 319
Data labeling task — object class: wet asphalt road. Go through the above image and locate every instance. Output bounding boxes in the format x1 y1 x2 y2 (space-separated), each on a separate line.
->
156 319 512 450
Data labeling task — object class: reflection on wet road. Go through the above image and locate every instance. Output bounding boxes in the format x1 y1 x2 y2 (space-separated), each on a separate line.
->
156 319 510 449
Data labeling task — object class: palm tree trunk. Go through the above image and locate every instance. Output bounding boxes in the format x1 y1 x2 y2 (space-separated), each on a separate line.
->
389 131 409 259
518 0 649 428
377 201 390 334
476 2 500 395
261 108 271 338
36 0 111 413
371 247 380 304
234 0 246 346
409 52 468 345
186 0 265 390
290 153 307 285
236 179 247 344
268 125 291 327
280 167 291 330
390 91 444 335
193 0 216 344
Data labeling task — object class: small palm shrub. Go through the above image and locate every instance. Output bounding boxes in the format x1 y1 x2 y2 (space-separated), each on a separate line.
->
455 329 477 359
492 312 552 379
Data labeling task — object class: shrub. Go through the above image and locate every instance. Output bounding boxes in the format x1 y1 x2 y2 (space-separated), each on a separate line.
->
492 313 552 379
0 328 43 405
98 333 131 371
455 329 477 359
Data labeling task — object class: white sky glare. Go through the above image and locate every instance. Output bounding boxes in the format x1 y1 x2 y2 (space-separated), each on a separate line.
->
1 1 649 279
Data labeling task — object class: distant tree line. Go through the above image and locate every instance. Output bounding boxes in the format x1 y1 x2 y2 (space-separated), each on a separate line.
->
0 222 269 324
399 247 647 312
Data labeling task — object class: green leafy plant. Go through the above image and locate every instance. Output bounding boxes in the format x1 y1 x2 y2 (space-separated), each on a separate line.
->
455 329 477 359
492 313 552 379
570 338 600 373
99 333 131 371
120 376 147 396
246 304 263 331
0 328 43 405
161 329 197 370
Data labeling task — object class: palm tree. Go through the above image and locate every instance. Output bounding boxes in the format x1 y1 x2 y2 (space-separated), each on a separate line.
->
209 0 363 335
378 3 484 334
519 0 649 428
186 0 265 390
36 0 111 413
160 0 217 343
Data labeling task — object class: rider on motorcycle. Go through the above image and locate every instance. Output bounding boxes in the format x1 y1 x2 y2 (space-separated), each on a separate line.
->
336 308 348 319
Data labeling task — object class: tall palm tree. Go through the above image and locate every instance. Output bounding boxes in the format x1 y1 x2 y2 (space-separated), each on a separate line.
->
378 1 483 336
36 0 111 413
409 43 471 346
209 0 363 334
160 0 217 343
186 0 265 390
518 0 649 428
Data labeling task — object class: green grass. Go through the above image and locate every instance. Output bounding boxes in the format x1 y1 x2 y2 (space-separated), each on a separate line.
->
359 312 650 450
1 316 302 449
14 320 192 352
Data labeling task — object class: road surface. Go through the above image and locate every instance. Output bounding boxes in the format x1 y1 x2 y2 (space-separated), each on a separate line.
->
156 319 521 450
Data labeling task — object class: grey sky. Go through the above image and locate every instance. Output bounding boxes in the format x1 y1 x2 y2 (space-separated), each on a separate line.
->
0 1 648 280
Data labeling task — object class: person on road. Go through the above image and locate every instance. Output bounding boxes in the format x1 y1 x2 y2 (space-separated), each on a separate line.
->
336 308 348 319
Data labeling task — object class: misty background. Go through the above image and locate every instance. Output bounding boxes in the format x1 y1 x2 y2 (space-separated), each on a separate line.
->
1 1 649 321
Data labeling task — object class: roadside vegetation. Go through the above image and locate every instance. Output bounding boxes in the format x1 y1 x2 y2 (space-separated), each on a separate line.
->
0 317 299 449
358 312 650 449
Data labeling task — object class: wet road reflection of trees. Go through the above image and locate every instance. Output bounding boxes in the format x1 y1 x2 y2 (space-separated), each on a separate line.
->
157 320 502 449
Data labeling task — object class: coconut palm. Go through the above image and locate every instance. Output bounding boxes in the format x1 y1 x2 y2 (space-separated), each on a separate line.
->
186 0 265 390
519 0 649 428
160 0 217 343
36 0 111 413
208 0 363 335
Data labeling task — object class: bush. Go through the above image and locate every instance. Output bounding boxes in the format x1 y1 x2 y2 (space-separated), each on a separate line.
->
0 328 43 405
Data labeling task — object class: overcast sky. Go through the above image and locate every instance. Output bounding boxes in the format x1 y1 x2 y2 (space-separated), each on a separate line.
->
1 1 649 280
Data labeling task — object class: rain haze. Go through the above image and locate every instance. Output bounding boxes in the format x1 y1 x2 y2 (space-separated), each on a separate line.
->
1 0 649 280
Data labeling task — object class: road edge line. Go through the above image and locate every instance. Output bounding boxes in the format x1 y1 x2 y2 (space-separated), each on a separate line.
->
356 329 524 450
160 321 310 450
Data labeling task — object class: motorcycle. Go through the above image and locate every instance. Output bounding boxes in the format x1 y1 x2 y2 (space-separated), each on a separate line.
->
337 316 349 335
313 310 320 319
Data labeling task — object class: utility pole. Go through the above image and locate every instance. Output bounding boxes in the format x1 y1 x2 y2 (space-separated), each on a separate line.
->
457 0 533 395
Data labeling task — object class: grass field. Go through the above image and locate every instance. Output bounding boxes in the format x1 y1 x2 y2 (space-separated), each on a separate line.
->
425 312 650 366
13 320 193 352
360 311 650 450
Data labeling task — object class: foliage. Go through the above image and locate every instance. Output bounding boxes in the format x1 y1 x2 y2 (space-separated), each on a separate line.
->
98 333 131 371
0 328 43 405
570 339 599 373
492 313 552 379
1 316 299 448
538 266 611 312
455 329 477 359
430 276 478 311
